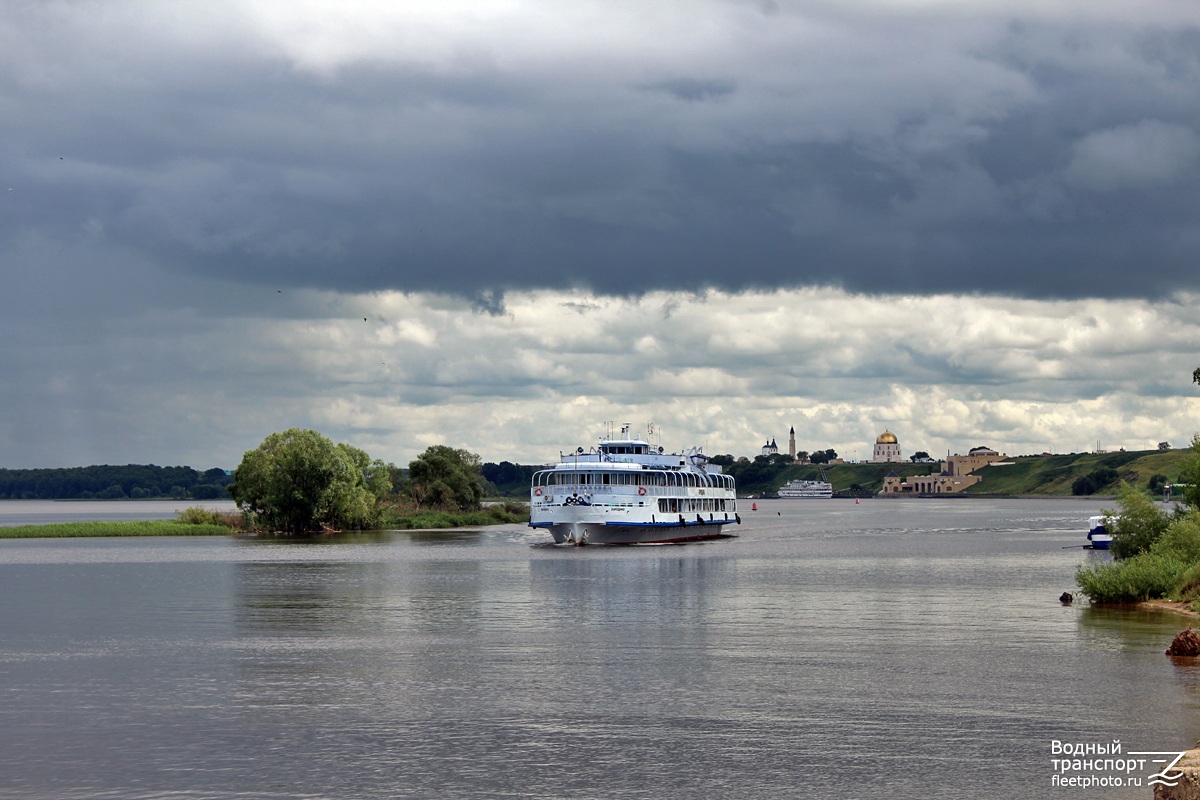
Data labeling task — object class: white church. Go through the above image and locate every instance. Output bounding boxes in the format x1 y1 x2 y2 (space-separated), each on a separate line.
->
871 429 903 463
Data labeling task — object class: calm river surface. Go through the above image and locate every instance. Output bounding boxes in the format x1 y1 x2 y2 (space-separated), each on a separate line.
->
1 498 1195 800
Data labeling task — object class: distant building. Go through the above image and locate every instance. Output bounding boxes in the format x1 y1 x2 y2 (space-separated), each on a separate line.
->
872 429 902 463
761 438 779 457
881 469 979 495
946 446 1006 477
789 427 796 460
880 445 1010 495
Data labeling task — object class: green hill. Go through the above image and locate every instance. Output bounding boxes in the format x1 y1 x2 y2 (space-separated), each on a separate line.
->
726 448 1190 497
960 449 1190 496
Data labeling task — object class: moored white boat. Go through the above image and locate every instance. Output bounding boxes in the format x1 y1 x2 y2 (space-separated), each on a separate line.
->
529 424 739 545
1087 515 1113 549
777 478 833 499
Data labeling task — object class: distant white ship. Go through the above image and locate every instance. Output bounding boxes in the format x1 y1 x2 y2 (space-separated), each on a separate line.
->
529 424 739 545
777 479 833 499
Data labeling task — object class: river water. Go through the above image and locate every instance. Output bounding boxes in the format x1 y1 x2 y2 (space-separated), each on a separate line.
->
0 497 1194 799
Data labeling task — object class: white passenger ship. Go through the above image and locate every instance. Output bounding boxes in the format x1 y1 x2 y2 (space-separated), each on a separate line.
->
529 424 739 545
777 478 833 499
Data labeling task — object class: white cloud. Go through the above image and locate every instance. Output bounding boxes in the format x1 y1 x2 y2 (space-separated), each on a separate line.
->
3 284 1198 468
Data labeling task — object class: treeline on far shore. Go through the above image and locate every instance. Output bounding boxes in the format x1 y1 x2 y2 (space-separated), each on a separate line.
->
0 463 529 501
0 465 233 500
3 447 1190 502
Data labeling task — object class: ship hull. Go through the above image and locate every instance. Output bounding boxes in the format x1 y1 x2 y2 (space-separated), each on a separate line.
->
532 517 735 545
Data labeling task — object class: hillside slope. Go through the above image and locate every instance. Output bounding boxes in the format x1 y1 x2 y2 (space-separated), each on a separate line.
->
961 449 1190 496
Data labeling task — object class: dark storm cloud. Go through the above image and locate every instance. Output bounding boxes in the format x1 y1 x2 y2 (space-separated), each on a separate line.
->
5 1 1200 303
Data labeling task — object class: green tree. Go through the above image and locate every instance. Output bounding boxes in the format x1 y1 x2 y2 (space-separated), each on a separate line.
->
810 448 838 464
1072 466 1119 496
406 445 486 510
1108 483 1172 559
97 483 127 499
1178 434 1200 511
229 428 391 534
910 451 931 462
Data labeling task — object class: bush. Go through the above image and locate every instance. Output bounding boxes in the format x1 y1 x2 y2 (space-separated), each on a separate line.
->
177 506 243 529
1179 434 1200 510
178 506 221 525
1155 513 1200 563
1075 552 1187 603
1075 508 1200 604
1171 562 1200 605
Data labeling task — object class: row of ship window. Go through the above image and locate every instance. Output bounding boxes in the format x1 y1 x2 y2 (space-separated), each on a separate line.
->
533 470 734 489
658 498 733 513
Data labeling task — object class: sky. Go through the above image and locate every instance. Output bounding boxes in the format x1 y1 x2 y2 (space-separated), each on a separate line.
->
3 0 1200 470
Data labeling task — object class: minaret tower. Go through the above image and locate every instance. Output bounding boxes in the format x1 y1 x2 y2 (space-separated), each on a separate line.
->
789 426 796 460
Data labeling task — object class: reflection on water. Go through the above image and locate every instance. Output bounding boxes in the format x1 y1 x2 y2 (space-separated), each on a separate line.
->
0 498 1197 799
235 561 394 632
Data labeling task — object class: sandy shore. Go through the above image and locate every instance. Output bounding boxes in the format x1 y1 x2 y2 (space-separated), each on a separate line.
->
1137 599 1200 618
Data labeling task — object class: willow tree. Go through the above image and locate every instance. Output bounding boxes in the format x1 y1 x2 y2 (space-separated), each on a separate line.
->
230 428 391 534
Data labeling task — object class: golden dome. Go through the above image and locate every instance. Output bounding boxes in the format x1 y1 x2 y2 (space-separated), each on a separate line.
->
876 429 898 444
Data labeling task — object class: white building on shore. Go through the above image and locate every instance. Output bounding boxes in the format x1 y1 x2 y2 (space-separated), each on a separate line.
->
871 429 902 463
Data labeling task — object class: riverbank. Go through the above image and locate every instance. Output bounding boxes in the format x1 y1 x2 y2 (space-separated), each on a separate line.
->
1139 599 1200 618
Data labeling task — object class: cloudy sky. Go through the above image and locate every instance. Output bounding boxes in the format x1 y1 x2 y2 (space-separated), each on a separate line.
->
4 0 1200 470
